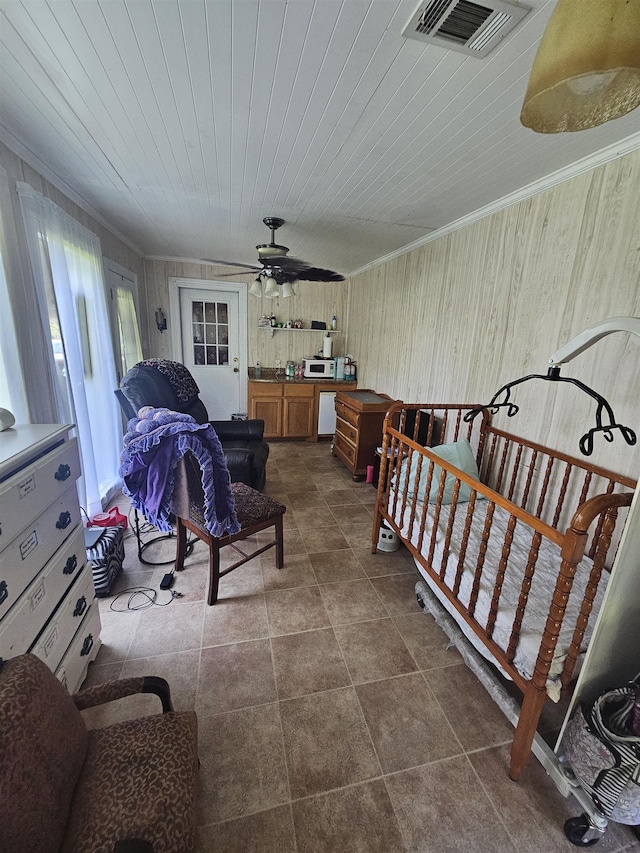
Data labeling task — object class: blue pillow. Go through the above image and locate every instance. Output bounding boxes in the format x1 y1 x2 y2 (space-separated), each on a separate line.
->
396 438 481 504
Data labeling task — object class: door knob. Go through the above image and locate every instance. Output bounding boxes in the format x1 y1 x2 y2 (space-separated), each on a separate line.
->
233 367 239 373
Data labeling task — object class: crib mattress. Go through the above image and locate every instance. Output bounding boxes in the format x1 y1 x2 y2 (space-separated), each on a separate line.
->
394 500 606 700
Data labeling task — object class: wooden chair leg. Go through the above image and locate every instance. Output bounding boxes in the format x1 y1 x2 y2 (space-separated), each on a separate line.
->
208 539 221 605
275 515 284 569
175 518 188 572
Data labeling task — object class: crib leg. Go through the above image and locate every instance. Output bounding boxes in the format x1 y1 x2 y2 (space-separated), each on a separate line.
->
509 688 547 781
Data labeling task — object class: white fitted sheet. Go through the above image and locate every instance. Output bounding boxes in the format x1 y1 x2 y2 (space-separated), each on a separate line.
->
393 498 605 700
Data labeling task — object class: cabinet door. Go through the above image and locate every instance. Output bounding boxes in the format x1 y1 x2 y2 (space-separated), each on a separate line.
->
250 397 282 438
283 385 315 438
283 397 314 437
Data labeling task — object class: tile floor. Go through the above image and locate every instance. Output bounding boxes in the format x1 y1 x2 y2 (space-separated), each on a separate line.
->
83 440 639 853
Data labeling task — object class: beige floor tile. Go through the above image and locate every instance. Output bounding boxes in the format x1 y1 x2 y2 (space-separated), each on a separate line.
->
291 779 406 853
197 639 276 716
197 805 296 853
291 507 340 530
261 552 317 590
197 704 289 824
334 618 418 683
355 673 462 773
369 572 423 615
309 550 366 584
318 578 388 625
280 687 381 798
271 627 351 700
301 524 350 553
385 756 515 852
341 520 378 548
127 601 204 658
423 664 514 752
353 545 416 578
331 503 374 529
202 593 269 646
265 586 331 636
95 608 141 663
121 648 200 711
323 488 368 506
215 561 264 599
393 611 463 670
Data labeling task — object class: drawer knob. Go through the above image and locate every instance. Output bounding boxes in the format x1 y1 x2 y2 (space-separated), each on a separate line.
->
56 511 72 530
74 595 87 617
63 554 78 575
0 580 7 606
54 463 71 482
80 634 94 657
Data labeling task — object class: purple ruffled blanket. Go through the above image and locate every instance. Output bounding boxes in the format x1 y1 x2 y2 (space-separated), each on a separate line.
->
119 406 240 537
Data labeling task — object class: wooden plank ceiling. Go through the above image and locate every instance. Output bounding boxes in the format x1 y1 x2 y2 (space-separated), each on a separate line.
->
0 0 638 276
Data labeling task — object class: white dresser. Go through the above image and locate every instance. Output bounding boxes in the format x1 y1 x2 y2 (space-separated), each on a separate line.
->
0 424 101 693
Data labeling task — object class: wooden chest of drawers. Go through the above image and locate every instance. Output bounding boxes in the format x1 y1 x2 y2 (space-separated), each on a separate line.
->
0 424 101 693
333 390 397 479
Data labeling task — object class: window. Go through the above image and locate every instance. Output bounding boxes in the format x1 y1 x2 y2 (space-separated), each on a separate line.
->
17 182 122 517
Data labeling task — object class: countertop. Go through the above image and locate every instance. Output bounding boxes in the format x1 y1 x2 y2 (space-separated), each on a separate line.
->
248 368 356 385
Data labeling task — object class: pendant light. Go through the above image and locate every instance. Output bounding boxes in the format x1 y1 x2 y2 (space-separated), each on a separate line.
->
520 0 640 133
281 280 296 298
249 277 263 297
263 276 279 298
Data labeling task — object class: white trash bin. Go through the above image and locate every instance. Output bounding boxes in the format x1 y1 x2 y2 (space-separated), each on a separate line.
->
377 521 399 552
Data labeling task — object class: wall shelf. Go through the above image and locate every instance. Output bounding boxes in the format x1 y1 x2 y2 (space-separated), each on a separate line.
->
258 327 340 338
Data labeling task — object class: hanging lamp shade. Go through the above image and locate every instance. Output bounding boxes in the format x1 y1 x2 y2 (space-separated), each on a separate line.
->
249 278 263 297
263 276 279 298
520 0 640 133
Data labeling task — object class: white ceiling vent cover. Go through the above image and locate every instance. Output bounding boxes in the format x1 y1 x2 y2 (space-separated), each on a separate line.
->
401 0 530 58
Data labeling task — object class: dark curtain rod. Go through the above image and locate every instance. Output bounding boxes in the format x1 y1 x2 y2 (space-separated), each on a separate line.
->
464 366 636 457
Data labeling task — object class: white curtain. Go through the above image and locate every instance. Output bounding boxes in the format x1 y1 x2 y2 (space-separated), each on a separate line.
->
0 167 30 423
17 182 122 517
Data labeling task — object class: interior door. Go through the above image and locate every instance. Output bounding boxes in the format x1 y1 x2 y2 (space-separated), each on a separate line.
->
177 285 243 419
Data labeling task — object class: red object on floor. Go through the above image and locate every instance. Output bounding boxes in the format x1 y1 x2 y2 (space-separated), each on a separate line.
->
88 507 128 529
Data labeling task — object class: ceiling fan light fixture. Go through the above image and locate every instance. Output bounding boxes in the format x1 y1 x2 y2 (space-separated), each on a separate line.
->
281 280 296 298
263 276 279 298
249 277 263 297
520 0 640 133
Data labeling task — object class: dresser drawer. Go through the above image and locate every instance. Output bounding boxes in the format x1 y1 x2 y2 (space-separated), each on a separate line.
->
0 438 80 551
334 431 356 465
0 525 86 659
334 400 360 429
336 416 358 444
56 600 102 694
0 485 82 621
31 564 96 673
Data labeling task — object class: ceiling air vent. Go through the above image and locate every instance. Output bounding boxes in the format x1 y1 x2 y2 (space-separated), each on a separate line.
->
401 0 530 58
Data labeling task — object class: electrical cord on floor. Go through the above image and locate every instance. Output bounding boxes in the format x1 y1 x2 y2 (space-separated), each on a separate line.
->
109 586 183 612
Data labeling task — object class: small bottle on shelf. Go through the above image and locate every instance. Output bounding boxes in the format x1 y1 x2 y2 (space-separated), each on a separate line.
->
254 361 261 378
331 314 337 331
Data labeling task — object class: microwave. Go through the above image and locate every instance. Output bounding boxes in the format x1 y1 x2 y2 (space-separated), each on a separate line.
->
303 358 334 379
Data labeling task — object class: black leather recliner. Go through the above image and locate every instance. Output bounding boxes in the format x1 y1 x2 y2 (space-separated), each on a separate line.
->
118 360 269 492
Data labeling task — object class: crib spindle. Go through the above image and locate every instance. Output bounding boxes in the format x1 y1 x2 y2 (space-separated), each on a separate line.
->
440 480 462 578
551 462 573 529
486 513 516 640
506 531 542 663
520 448 538 513
507 444 524 504
534 455 555 520
495 439 511 495
453 495 477 597
468 501 495 618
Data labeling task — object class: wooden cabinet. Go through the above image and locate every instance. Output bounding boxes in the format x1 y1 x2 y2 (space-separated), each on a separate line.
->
334 389 397 479
0 424 101 693
248 379 357 440
249 382 283 438
282 384 315 437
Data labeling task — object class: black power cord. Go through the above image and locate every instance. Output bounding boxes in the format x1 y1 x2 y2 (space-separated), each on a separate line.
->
109 586 183 612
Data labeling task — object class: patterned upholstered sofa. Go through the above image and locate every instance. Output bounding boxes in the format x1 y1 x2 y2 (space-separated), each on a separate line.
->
0 654 198 853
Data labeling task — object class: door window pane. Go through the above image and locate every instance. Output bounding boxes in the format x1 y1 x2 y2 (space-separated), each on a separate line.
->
191 299 231 367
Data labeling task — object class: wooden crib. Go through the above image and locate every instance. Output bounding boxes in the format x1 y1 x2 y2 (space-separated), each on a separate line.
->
372 403 636 781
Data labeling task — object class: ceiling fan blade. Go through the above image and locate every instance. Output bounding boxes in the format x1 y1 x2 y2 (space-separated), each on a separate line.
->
295 268 345 282
201 258 262 270
263 256 344 281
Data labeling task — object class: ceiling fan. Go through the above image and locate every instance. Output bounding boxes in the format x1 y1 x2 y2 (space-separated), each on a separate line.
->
202 217 344 297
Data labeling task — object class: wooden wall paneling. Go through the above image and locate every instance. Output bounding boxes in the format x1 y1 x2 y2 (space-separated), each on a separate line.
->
348 150 640 478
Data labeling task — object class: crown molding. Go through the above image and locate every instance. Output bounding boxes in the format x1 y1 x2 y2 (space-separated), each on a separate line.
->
0 127 144 257
348 130 640 279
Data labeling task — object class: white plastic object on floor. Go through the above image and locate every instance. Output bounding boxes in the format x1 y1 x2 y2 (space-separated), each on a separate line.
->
377 522 399 552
